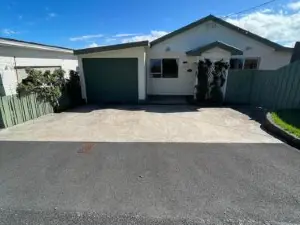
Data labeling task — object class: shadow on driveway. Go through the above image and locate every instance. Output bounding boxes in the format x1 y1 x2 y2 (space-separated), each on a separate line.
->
65 104 200 114
65 104 270 117
229 106 268 124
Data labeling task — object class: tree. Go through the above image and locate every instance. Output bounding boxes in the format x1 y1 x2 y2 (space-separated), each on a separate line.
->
17 68 66 107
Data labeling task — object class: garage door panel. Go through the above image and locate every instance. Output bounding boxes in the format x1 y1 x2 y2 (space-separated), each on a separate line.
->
83 58 138 104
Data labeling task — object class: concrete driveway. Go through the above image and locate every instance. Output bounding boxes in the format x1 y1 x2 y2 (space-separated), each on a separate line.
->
0 105 279 143
0 141 299 224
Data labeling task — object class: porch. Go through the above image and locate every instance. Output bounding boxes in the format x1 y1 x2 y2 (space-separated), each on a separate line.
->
146 41 243 98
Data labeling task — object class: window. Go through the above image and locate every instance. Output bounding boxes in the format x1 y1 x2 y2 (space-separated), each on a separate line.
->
230 59 243 70
150 59 162 78
15 66 61 81
244 59 259 69
150 59 178 78
229 58 259 70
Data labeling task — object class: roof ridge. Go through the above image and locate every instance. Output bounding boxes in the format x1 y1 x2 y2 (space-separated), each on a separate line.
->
151 15 292 52
74 40 149 55
186 41 243 56
0 37 73 51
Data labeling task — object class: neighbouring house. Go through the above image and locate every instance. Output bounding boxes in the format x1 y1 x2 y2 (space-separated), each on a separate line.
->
0 37 78 96
75 15 293 104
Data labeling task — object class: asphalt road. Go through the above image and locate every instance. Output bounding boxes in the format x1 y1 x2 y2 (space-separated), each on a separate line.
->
0 141 299 225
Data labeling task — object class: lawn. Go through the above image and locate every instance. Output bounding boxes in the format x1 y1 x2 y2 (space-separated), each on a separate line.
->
271 109 300 138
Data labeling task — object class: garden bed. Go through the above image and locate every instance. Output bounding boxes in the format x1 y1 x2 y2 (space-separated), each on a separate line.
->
271 110 300 137
264 109 300 149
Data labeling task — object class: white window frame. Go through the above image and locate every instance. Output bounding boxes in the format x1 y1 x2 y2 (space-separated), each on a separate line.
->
243 57 261 70
229 57 260 70
150 58 179 78
150 59 163 78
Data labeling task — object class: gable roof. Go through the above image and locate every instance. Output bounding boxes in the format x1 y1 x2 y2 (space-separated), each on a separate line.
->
151 15 292 52
74 41 149 55
186 41 243 56
0 37 73 53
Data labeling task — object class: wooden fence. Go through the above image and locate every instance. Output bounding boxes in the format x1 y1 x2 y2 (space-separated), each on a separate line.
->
0 76 5 96
225 61 300 110
0 94 53 128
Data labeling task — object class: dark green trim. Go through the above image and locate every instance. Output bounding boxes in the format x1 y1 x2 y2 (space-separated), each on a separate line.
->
151 15 293 52
0 37 73 51
186 41 243 56
74 41 149 55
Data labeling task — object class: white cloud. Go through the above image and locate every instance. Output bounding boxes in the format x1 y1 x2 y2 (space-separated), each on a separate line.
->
225 7 300 48
121 30 168 43
113 33 140 37
260 8 273 13
70 34 104 41
105 38 117 42
287 1 300 10
283 41 296 47
48 13 57 18
86 42 99 48
2 29 18 35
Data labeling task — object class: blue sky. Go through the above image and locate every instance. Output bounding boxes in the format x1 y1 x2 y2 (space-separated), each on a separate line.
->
0 0 299 49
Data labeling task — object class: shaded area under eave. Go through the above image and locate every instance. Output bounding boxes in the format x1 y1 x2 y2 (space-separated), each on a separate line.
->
186 41 243 56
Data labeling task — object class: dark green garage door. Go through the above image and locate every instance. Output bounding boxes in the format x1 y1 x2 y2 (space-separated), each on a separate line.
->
83 58 138 104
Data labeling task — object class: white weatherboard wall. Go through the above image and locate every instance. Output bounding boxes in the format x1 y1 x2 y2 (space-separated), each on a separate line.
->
147 20 292 95
147 49 196 95
0 45 78 96
77 46 147 101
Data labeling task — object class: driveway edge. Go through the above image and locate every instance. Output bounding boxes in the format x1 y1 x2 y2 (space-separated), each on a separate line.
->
264 112 300 149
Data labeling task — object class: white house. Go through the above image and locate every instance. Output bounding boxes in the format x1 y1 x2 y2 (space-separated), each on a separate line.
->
75 15 293 104
0 37 78 96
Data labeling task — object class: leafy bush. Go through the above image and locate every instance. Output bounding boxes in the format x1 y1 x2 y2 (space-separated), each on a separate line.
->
56 70 82 112
66 70 81 100
210 86 224 103
210 60 228 104
196 60 209 102
17 68 67 108
195 59 229 104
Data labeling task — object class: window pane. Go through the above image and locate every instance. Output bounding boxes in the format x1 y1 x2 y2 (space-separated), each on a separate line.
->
17 66 61 81
162 59 178 78
244 59 259 69
230 59 243 70
152 73 161 78
150 59 161 73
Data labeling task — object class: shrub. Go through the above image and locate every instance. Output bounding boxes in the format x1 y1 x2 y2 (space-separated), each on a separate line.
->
16 68 81 110
195 59 228 104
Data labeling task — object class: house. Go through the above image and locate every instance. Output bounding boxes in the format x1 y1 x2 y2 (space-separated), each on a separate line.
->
74 15 293 104
0 37 78 96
